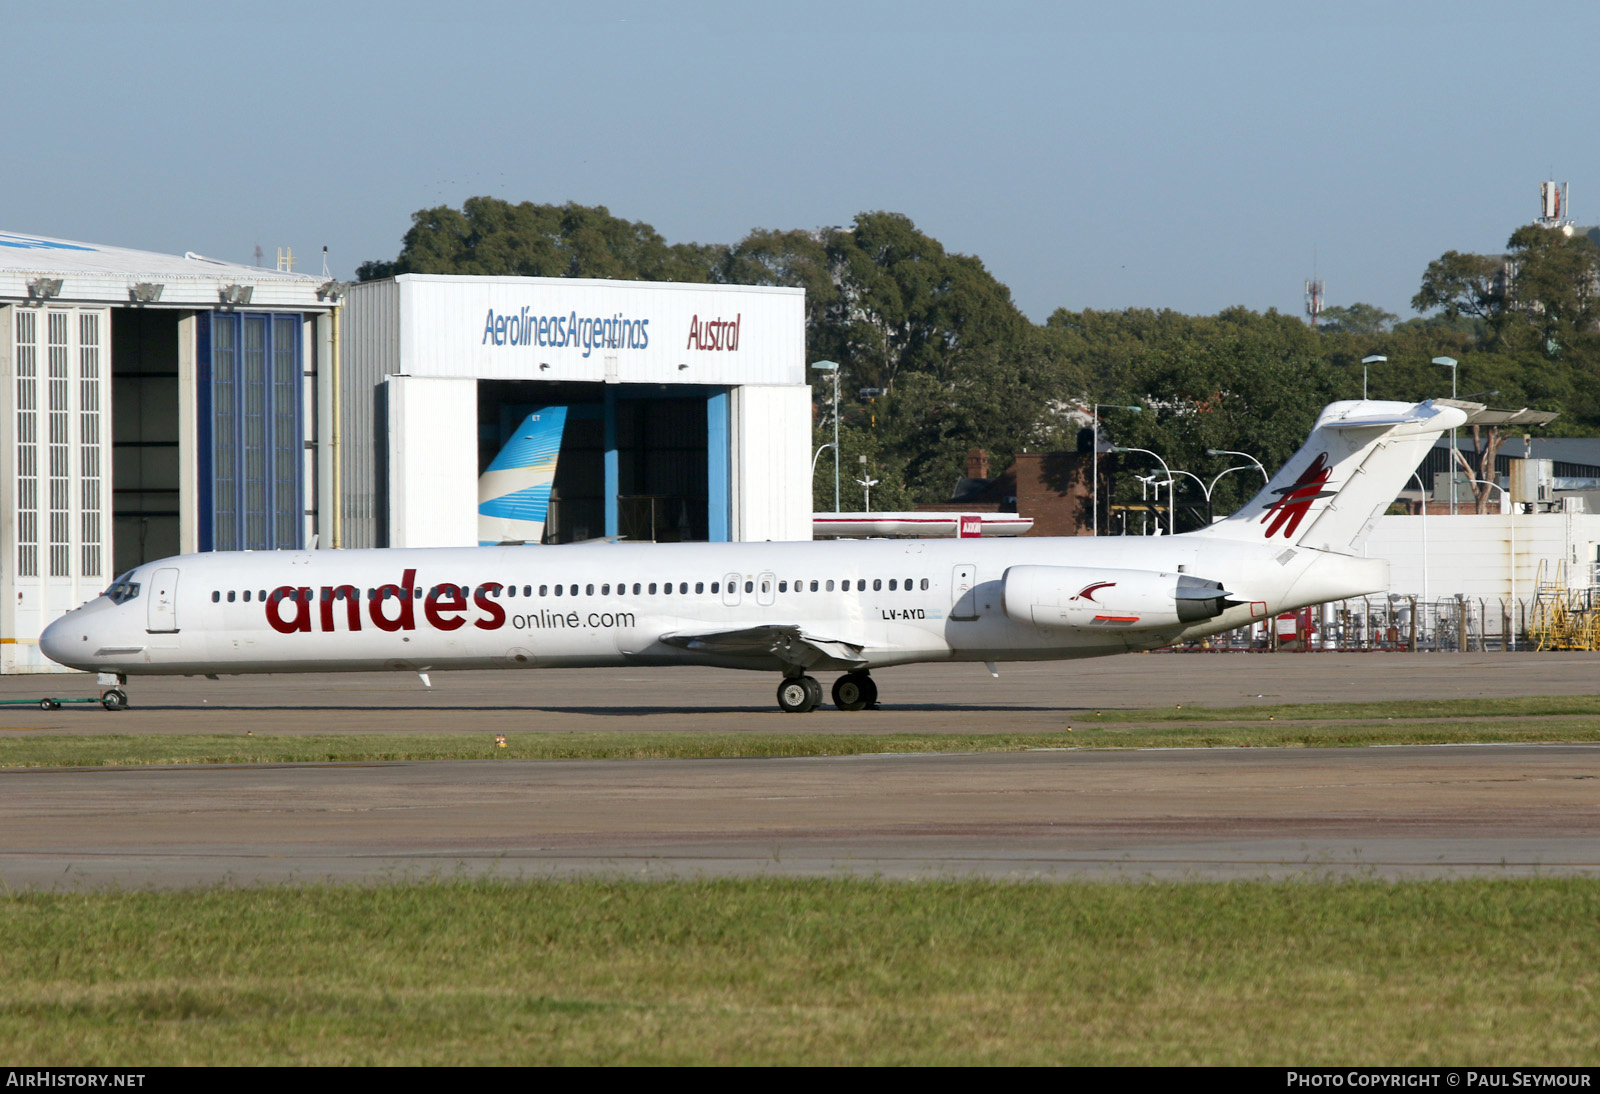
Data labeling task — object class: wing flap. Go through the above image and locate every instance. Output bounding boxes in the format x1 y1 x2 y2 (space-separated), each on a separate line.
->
659 624 867 668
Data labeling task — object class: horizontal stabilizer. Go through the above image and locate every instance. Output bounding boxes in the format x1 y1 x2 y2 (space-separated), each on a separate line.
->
1318 412 1428 430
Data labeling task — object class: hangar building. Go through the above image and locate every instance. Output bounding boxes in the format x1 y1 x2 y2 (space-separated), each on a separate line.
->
337 275 811 550
0 232 339 673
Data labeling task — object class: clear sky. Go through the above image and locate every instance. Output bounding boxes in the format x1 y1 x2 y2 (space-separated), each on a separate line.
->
6 0 1595 323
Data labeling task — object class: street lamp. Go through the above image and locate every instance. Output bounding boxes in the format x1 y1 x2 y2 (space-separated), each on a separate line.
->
1134 474 1161 535
1134 474 1173 535
1410 470 1429 608
1359 354 1385 400
1166 468 1215 523
1111 445 1176 535
1204 449 1270 519
1163 466 1256 524
855 474 880 511
1467 477 1517 648
1206 448 1269 483
1204 466 1263 516
855 454 879 512
811 361 840 512
1092 404 1141 536
1433 356 1459 514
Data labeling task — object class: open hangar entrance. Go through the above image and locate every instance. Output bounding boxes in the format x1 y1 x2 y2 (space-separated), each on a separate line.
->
478 380 721 544
110 308 182 575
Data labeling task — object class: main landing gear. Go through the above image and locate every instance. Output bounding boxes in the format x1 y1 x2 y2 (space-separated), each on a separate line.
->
830 671 878 712
775 674 824 713
774 671 877 713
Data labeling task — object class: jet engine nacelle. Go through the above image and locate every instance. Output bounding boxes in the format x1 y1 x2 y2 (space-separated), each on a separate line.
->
1002 565 1234 631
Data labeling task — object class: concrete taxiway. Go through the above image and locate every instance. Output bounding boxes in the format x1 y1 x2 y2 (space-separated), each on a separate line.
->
1 651 1597 736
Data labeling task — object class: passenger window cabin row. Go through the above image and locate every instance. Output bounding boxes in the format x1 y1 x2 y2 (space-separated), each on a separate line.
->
210 577 933 603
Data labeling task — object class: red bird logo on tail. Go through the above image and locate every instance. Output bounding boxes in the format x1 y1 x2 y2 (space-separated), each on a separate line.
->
1259 453 1336 538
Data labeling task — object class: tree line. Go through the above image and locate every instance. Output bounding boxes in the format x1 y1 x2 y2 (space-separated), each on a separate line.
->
358 198 1600 527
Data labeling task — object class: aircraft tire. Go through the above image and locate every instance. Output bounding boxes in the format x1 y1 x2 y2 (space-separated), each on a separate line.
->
777 677 817 713
101 690 128 712
831 672 877 712
803 675 823 710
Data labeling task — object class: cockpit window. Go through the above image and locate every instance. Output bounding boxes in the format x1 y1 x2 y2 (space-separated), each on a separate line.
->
105 572 141 605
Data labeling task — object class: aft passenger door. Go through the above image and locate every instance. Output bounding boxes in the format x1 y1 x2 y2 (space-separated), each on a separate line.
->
950 563 979 621
147 567 180 633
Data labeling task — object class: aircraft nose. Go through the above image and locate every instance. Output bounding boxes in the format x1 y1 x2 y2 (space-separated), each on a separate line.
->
39 611 89 669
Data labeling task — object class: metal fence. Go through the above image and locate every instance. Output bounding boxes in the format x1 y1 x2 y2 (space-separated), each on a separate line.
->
1175 595 1546 653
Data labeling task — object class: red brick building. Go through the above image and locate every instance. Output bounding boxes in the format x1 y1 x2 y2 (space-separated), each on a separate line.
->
917 448 1100 537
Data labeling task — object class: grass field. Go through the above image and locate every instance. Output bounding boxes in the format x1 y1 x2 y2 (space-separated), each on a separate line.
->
2 877 1596 1065
3 695 1599 767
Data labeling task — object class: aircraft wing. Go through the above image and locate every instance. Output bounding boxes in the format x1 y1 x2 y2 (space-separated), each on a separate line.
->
659 624 868 669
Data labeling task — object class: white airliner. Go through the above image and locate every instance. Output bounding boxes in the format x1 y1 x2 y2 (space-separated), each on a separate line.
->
41 399 1466 713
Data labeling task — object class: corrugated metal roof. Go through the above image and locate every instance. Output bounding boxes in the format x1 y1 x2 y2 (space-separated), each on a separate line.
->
1432 435 1600 468
0 231 332 309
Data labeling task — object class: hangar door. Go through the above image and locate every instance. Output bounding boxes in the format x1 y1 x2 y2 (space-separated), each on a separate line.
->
199 312 304 551
3 305 114 671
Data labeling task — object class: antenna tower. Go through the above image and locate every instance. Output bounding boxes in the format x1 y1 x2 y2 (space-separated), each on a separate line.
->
1304 278 1325 327
1538 181 1572 233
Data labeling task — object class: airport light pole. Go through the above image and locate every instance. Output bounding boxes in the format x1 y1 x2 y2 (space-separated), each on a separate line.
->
1467 477 1516 647
1092 404 1141 536
811 361 840 512
1206 465 1264 509
1205 448 1270 515
1166 469 1214 524
1411 470 1429 608
1205 448 1268 484
1360 354 1385 401
855 455 879 512
1135 474 1160 535
1434 356 1459 514
1111 446 1176 535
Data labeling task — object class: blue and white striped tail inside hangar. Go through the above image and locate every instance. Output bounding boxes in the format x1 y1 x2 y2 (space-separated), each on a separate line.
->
477 407 568 545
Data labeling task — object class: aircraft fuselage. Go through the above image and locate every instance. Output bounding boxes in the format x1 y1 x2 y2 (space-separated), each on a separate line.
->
40 534 1382 678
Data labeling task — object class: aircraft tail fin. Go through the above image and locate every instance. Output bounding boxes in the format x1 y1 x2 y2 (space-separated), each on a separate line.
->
477 407 568 546
1190 399 1468 554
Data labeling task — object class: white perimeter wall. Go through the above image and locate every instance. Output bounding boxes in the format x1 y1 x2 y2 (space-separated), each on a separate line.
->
732 385 813 542
386 376 477 548
1364 512 1600 602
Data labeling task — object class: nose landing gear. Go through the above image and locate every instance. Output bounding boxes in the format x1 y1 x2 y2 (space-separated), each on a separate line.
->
98 672 128 712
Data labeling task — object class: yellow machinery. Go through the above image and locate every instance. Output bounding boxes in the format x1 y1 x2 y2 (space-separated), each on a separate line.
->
1527 561 1600 651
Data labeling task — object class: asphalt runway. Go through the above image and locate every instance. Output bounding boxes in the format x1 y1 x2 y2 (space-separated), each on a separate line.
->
1 745 1596 887
1 653 1596 888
